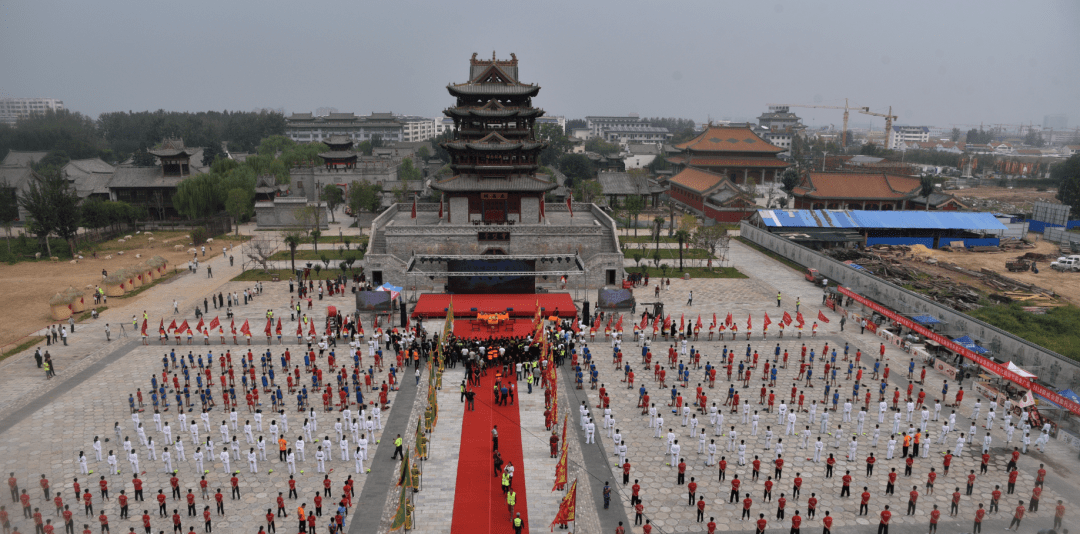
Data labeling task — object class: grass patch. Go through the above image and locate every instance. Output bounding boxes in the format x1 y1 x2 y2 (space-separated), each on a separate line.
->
621 235 681 244
969 303 1080 361
114 270 182 299
625 248 711 261
78 306 109 321
735 237 806 273
1 336 46 362
625 266 747 279
231 269 352 282
268 249 364 262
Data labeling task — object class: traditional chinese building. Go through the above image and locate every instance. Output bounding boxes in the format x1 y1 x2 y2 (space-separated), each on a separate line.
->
361 53 624 291
317 135 358 171
790 171 964 211
433 52 554 223
667 124 790 185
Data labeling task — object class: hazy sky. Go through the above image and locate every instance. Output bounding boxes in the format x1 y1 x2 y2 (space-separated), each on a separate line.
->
3 0 1078 130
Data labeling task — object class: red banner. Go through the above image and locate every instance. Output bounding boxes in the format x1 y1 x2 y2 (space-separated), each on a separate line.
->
838 286 1080 416
782 311 792 326
276 319 282 335
208 317 220 330
817 310 830 323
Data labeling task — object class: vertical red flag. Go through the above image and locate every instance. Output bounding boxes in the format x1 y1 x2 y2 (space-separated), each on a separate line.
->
639 314 649 330
782 311 792 326
141 319 147 336
679 314 685 331
240 320 251 336
264 318 272 336
158 318 164 334
662 315 671 330
817 310 831 323
550 479 578 530
711 313 717 328
614 315 623 332
167 319 177 332
746 314 752 330
566 191 573 217
309 321 317 336
195 318 204 332
763 313 771 328
696 315 703 329
539 195 546 221
208 316 220 330
796 312 805 326
178 320 189 333
276 319 282 335
438 194 443 219
725 313 732 327
411 193 417 219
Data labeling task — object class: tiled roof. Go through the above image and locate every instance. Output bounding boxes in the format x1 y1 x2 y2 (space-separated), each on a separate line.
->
447 84 540 97
107 166 187 189
0 150 48 167
430 173 556 193
792 172 922 200
597 172 665 196
674 125 782 154
670 156 789 168
670 167 726 193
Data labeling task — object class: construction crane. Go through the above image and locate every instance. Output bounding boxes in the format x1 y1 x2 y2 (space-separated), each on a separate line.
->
859 106 898 148
766 98 867 146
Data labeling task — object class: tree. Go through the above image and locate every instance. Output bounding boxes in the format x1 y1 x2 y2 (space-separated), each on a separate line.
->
624 195 645 238
780 168 800 193
348 180 383 222
674 229 691 271
693 224 730 270
1023 130 1045 148
919 176 935 211
201 142 224 167
225 188 250 234
297 205 324 252
398 157 422 181
321 183 344 223
965 128 993 144
1052 155 1080 217
282 230 304 273
558 153 594 183
245 239 274 273
572 179 603 204
416 145 431 161
18 169 80 257
653 216 665 252
131 148 156 167
584 138 620 156
0 182 18 255
950 128 962 142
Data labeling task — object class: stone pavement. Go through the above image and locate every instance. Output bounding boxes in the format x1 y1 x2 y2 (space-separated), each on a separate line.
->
0 237 420 534
554 239 1079 533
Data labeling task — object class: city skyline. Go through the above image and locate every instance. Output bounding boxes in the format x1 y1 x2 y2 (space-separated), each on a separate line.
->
2 0 1078 128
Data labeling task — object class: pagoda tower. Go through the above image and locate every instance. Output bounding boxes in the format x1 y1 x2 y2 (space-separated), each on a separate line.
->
434 52 554 224
317 135 358 171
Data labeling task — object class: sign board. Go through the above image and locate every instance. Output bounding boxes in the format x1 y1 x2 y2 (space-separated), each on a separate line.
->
934 359 957 380
839 285 1080 417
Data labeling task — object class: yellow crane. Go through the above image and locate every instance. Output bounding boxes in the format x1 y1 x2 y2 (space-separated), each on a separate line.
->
859 106 898 148
767 98 867 146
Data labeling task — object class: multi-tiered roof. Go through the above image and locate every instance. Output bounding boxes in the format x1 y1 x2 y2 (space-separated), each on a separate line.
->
433 52 555 193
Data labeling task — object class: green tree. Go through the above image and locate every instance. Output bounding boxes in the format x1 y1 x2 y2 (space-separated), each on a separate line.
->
558 153 594 183
201 142 224 167
693 224 729 270
572 179 603 204
624 195 645 238
19 169 80 257
416 145 431 161
321 183 344 223
653 216 665 252
919 176 935 211
348 180 384 222
282 230 304 273
950 128 961 142
584 138 621 156
1052 154 1080 217
674 229 690 271
780 168 800 193
131 148 156 167
297 205 325 252
225 188 250 234
398 157 422 181
0 182 18 254
1023 130 1045 148
257 135 295 157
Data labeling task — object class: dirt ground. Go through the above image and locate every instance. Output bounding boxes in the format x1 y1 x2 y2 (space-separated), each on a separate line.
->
899 235 1080 303
954 186 1060 213
0 231 246 351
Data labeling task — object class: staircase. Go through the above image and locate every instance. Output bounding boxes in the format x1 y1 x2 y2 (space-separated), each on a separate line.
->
370 232 387 255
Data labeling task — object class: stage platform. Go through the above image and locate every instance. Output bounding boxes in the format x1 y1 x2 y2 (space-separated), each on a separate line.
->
451 318 538 340
411 293 576 319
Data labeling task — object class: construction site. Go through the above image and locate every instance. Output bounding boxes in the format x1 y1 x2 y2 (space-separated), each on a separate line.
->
825 235 1078 313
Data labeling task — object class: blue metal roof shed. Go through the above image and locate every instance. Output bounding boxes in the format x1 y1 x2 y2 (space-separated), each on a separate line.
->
757 209 1007 231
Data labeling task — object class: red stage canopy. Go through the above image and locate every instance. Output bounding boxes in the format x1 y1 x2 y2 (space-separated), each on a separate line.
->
412 293 577 319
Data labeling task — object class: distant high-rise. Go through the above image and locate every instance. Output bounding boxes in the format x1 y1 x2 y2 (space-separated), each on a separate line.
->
1044 113 1067 130
0 97 65 125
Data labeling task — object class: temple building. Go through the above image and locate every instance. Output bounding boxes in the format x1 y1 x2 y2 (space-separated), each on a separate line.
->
667 124 789 185
433 53 553 223
317 135 359 171
361 53 624 290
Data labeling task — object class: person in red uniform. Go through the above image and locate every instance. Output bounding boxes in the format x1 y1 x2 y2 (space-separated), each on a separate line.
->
156 491 167 518
117 491 128 520
776 494 786 520
687 479 698 506
1029 485 1042 512
97 512 108 534
878 505 891 534
929 504 941 533
1054 500 1066 531
973 503 986 534
695 496 705 522
753 513 766 534
1005 500 1024 531
907 486 919 515
202 506 211 533
990 485 1002 514
859 487 871 516
951 488 962 516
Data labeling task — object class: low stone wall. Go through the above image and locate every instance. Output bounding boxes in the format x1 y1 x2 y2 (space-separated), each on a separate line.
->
740 221 1080 391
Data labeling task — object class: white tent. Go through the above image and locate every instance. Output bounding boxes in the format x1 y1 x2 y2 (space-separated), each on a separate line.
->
1006 361 1037 379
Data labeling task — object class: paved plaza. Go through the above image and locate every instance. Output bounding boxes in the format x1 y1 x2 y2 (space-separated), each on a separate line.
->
0 229 1077 534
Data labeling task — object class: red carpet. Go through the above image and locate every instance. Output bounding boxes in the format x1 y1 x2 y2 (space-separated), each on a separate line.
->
412 293 577 318
451 373 529 534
